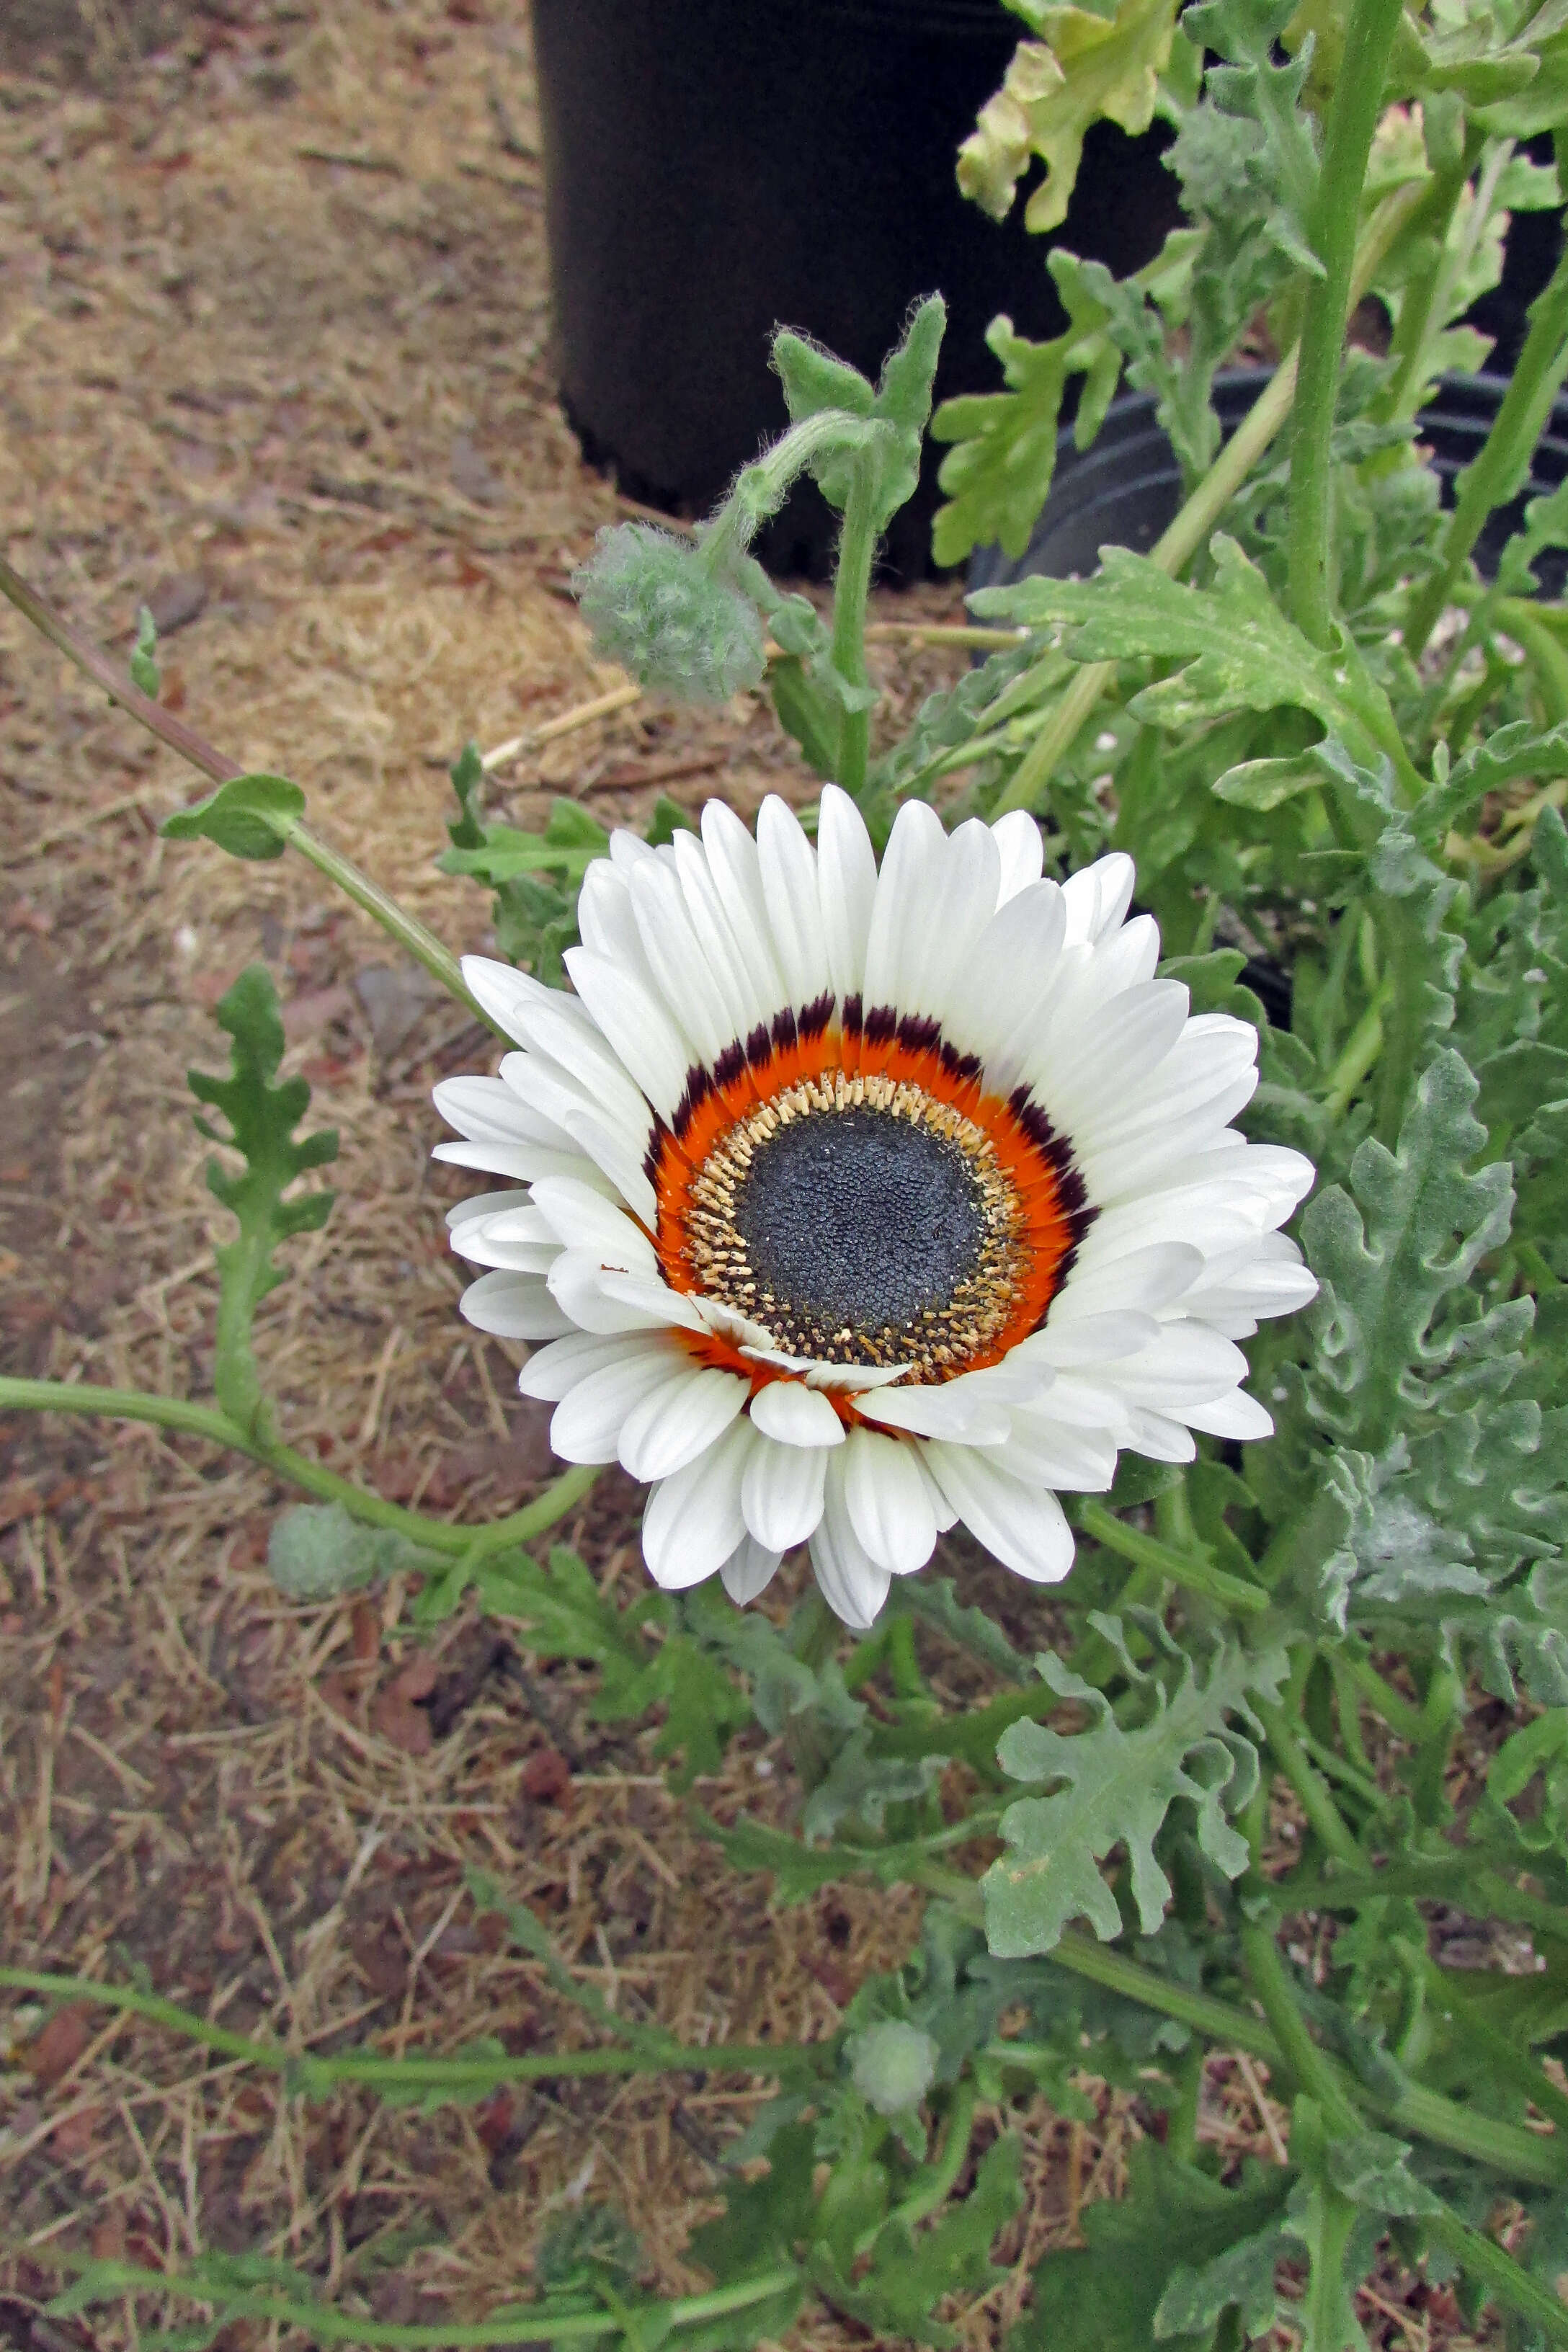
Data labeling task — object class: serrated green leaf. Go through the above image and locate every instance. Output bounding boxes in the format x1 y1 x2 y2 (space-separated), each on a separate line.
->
1014 2142 1289 2352
1154 2217 1288 2341
971 538 1396 768
163 772 306 862
802 1730 948 1844
1419 720 1568 845
957 0 1180 237
187 966 337 1435
984 1630 1288 1954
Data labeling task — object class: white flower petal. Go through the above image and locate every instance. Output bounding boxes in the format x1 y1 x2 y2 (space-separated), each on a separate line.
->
741 1434 829 1551
547 1252 705 1335
530 1177 658 1272
924 1444 1075 1582
816 783 878 1004
756 795 832 1011
518 1329 640 1402
435 1072 570 1149
460 956 553 1046
843 1425 937 1575
1055 1242 1204 1321
1060 852 1135 946
811 1456 891 1628
619 1365 749 1481
460 1271 574 1341
564 944 692 1121
856 1381 1011 1443
628 855 737 1065
674 825 775 1042
552 1343 679 1464
1183 1389 1275 1440
862 797 948 1012
992 808 1044 905
748 1380 846 1447
642 1417 755 1589
720 1536 783 1605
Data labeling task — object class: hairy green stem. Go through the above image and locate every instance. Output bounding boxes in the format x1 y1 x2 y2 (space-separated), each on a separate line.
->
992 177 1430 815
831 462 881 797
1076 1500 1268 1616
1265 1859 1568 1948
34 2260 803 2348
1285 0 1407 646
1404 237 1568 658
708 410 876 566
0 1376 597 1558
0 1967 829 2095
0 551 493 1033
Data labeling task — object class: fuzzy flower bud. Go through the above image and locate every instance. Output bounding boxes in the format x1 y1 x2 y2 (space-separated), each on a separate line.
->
571 522 767 705
849 2021 939 2116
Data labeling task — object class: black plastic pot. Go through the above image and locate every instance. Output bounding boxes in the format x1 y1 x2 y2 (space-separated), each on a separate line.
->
967 369 1568 597
531 0 1183 579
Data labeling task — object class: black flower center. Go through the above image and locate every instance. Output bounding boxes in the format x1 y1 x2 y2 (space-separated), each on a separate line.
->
734 1106 986 1340
678 1072 1030 1375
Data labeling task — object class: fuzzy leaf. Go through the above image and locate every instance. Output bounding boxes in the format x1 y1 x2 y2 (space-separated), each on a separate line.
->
187 967 337 1435
984 1626 1288 1955
775 297 945 529
1299 1051 1514 1458
437 798 610 983
163 772 306 862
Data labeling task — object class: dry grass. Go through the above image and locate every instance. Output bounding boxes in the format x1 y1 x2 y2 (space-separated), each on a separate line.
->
0 6 1497 2348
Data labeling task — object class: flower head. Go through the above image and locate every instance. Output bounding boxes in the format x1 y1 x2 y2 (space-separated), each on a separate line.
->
570 522 767 704
435 791 1317 1628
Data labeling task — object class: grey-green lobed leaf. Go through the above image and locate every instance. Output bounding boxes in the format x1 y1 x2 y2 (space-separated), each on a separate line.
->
983 1629 1288 1956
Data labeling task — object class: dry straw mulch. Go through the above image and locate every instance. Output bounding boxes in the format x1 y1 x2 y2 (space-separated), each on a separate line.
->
0 4 1486 2347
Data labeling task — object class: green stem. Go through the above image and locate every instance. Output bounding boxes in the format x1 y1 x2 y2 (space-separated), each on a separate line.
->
1404 238 1568 658
33 2260 803 2348
831 461 881 797
1076 1500 1268 1616
1320 1640 1424 1744
992 176 1430 814
1285 0 1407 646
1265 1858 1568 1949
1321 984 1389 1121
1423 1961 1568 2139
1425 2209 1568 2343
288 822 488 1030
914 1868 1565 2184
0 551 494 1035
888 2083 979 2233
1256 1696 1364 1871
0 1376 597 1559
708 410 876 566
0 1968 828 2097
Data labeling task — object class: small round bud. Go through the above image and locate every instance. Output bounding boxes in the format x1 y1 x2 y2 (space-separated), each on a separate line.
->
571 523 767 705
848 2021 939 2116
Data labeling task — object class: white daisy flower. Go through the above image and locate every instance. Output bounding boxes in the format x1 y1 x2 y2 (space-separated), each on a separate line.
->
434 790 1317 1630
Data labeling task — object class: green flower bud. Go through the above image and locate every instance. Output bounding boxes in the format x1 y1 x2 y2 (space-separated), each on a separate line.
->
571 522 767 705
848 2020 938 2116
